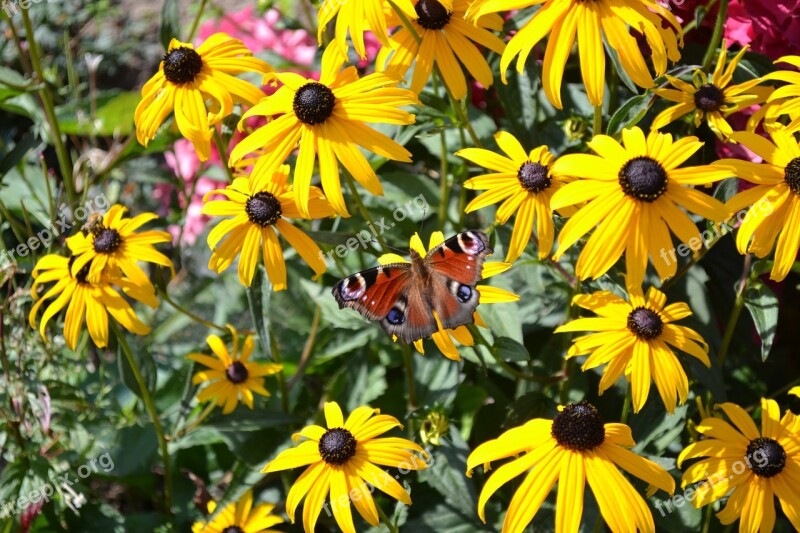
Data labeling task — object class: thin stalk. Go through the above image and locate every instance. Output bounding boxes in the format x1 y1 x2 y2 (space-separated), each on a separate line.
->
186 0 210 42
213 129 235 183
287 304 321 390
376 503 400 533
701 0 728 72
402 344 417 409
468 325 563 383
157 287 228 332
343 171 388 248
620 385 633 425
717 254 751 367
21 8 75 204
593 104 603 136
172 401 215 439
112 323 174 524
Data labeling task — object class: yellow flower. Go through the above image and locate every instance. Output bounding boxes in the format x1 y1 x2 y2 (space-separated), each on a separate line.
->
420 409 449 446
791 386 800 398
555 284 710 413
262 402 429 533
678 399 800 531
229 43 418 218
187 326 282 415
65 205 173 294
318 0 418 59
457 132 576 262
550 127 729 287
748 55 800 134
28 254 156 350
466 401 675 532
202 165 334 289
135 33 272 161
191 490 283 533
378 232 519 361
652 41 772 140
716 129 800 281
377 0 505 101
467 0 682 109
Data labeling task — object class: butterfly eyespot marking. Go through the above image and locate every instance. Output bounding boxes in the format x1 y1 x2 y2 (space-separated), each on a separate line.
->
386 308 405 325
456 285 473 303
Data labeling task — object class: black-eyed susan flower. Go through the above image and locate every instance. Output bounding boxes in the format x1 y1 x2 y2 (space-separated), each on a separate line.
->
202 165 334 289
466 401 675 532
187 326 282 415
318 0 416 59
377 0 505 101
467 0 682 109
29 254 157 350
678 399 800 531
262 402 429 533
66 204 173 293
550 127 729 287
457 132 576 262
749 55 800 134
555 285 710 413
420 409 449 446
229 43 418 218
135 33 272 161
652 41 772 140
191 490 283 533
377 232 519 360
716 130 800 281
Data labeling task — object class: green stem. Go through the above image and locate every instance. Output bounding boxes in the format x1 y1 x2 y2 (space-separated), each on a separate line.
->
157 287 228 332
112 323 174 523
213 129 235 183
593 104 603 136
402 344 417 409
344 171 388 248
717 254 751 367
186 0 210 42
20 8 75 205
468 325 563 383
701 0 728 72
376 502 400 533
620 385 632 425
172 401 215 439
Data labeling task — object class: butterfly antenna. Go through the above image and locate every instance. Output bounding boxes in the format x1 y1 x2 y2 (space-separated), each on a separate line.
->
418 204 428 238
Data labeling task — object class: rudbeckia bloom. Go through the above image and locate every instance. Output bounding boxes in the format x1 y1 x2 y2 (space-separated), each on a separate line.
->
66 204 173 294
377 0 505 101
678 399 800 531
187 326 282 415
318 0 417 59
376 231 519 361
29 254 156 350
191 490 283 532
652 41 772 140
262 402 429 533
457 132 576 262
717 130 800 281
202 166 334 289
748 55 800 134
466 401 675 532
135 33 272 161
550 127 729 287
467 0 682 109
555 285 710 413
229 44 418 218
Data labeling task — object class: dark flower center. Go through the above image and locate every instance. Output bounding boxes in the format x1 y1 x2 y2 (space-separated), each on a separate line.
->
694 84 725 113
747 437 786 478
627 307 664 341
319 427 357 465
293 82 336 125
221 527 244 533
92 227 123 254
225 362 249 384
245 192 282 226
68 256 92 284
619 156 668 202
517 162 551 193
415 0 451 30
784 157 800 196
162 47 203 85
551 401 605 451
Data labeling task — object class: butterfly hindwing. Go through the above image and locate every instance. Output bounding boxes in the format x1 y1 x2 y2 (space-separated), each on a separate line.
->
332 264 412 321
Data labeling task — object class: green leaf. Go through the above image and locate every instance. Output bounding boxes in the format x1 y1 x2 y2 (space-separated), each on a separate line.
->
417 429 479 518
607 94 655 137
491 337 530 363
117 340 157 399
744 281 779 361
0 66 34 91
159 0 180 50
415 355 461 409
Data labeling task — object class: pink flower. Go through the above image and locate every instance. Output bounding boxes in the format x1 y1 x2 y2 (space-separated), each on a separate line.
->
743 0 800 60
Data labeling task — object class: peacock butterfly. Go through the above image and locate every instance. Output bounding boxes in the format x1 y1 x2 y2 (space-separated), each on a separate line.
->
332 231 492 343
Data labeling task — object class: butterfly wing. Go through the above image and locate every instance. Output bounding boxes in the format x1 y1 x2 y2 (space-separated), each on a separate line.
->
426 231 492 331
332 263 438 343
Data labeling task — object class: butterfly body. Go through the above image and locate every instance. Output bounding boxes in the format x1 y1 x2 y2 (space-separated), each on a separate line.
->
332 231 492 343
